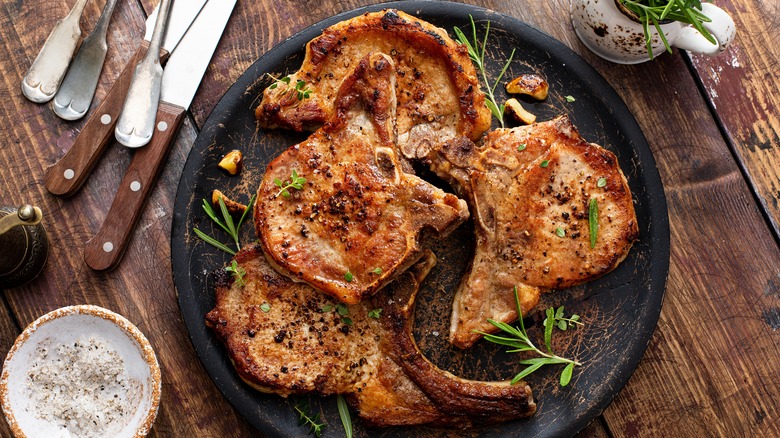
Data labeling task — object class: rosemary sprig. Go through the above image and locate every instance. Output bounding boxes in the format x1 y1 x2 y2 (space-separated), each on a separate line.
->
476 286 582 386
618 0 715 59
453 15 516 129
337 395 353 438
193 194 257 255
294 400 326 437
274 169 307 198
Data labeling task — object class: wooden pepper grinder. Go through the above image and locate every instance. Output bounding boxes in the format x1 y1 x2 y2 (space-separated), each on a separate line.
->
0 205 49 288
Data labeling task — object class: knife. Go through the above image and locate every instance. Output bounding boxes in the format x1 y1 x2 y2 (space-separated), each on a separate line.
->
83 0 236 271
44 0 208 197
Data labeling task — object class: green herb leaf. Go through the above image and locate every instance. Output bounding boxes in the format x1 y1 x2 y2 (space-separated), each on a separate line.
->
555 306 564 319
260 303 271 313
341 317 353 326
193 228 237 255
511 361 548 384
555 227 565 238
336 305 349 317
275 170 306 198
540 160 550 168
517 143 527 151
337 394 353 438
544 308 555 353
344 271 354 282
368 308 382 319
371 267 382 275
321 304 333 313
558 320 568 331
589 198 599 248
565 95 576 102
597 177 607 188
560 362 575 386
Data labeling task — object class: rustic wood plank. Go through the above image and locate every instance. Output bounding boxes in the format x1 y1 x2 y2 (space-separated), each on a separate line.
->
2 0 780 437
591 52 780 437
0 0 255 436
687 0 780 237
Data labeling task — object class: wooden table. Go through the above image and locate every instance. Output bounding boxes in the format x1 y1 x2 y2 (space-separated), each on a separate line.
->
1 0 778 436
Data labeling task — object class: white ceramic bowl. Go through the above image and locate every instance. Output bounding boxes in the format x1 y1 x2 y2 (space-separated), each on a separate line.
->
0 305 162 438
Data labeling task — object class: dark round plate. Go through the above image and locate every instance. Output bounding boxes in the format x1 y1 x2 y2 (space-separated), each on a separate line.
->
171 2 670 437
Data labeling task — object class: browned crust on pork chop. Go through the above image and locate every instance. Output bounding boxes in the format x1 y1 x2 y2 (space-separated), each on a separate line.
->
426 115 639 348
255 9 491 159
255 53 468 304
206 246 536 427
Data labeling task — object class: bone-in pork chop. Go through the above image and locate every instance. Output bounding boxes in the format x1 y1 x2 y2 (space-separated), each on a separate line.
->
255 9 491 163
426 116 639 348
205 245 536 428
255 53 468 304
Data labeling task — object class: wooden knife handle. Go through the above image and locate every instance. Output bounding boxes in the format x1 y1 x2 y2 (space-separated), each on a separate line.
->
44 41 170 197
84 101 186 271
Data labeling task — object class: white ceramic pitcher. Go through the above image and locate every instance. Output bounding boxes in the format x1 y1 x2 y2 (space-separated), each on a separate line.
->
570 0 736 64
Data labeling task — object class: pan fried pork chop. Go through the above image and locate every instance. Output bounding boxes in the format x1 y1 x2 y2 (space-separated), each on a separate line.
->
255 53 468 304
426 116 639 348
206 245 536 428
255 9 491 162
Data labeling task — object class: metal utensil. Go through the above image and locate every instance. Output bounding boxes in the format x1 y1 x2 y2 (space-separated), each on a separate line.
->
84 0 237 271
114 0 174 148
52 0 119 120
21 0 90 103
44 0 208 197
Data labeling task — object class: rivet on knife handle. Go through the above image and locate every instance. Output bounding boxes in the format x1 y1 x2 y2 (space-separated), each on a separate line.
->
52 0 119 120
22 0 89 103
115 0 173 148
45 43 153 197
84 102 186 271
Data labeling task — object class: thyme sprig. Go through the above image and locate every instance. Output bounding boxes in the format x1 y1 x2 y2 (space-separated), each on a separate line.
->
267 74 312 100
274 169 307 198
193 194 256 255
618 0 715 58
294 400 326 437
453 15 515 128
477 286 582 386
225 260 246 287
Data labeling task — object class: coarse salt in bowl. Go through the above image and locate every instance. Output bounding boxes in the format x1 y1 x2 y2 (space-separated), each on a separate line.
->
0 305 162 437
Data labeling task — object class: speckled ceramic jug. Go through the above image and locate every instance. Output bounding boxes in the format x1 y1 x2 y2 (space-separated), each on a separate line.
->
570 0 736 64
0 205 49 288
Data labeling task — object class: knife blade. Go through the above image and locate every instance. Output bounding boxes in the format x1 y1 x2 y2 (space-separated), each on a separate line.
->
84 0 236 271
44 0 208 197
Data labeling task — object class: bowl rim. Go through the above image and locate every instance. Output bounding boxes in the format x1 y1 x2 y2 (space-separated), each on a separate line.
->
0 304 162 438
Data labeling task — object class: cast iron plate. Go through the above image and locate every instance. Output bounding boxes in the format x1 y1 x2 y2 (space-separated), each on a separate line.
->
171 2 670 437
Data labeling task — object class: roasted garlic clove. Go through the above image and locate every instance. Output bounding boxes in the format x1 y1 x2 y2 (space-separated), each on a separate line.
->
505 74 549 100
505 99 537 125
212 190 247 215
218 150 243 175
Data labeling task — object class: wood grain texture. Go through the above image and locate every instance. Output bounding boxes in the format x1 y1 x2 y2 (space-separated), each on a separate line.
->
1 0 779 436
688 0 780 237
0 0 255 436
